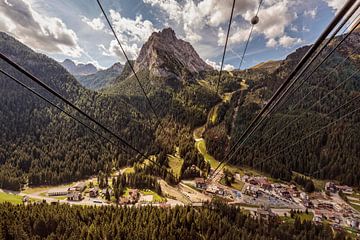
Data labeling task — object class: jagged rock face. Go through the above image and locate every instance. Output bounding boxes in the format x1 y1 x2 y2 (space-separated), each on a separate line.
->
60 59 97 76
134 28 213 80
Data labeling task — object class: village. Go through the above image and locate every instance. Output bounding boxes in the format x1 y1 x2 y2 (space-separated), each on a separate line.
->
15 168 360 236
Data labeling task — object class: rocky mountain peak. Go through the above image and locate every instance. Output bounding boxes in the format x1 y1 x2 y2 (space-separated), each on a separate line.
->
134 28 212 80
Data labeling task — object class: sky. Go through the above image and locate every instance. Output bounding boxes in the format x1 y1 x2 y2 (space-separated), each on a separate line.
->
0 0 358 70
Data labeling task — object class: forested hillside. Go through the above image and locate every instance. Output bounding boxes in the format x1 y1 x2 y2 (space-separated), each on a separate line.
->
205 31 360 186
1 27 360 191
0 203 342 240
0 31 217 190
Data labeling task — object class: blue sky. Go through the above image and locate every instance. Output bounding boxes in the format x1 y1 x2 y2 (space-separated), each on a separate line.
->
0 0 357 70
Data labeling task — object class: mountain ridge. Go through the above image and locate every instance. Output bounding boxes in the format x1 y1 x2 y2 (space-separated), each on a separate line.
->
60 59 98 76
77 62 124 90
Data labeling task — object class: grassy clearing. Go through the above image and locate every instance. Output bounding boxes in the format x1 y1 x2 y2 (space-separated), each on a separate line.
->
222 93 232 102
281 213 314 224
195 138 263 179
140 190 166 203
0 192 23 204
167 154 184 177
53 196 67 200
209 106 218 124
22 186 51 194
298 212 314 222
292 171 328 191
312 179 327 191
22 182 74 194
195 140 219 169
122 188 130 197
231 181 245 191
122 188 166 203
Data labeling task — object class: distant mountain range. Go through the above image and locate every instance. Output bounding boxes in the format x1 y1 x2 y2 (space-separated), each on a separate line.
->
76 62 124 90
60 59 97 76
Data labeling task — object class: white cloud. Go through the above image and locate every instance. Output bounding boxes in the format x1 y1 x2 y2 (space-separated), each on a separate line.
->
0 0 82 57
302 25 310 32
99 10 158 63
322 0 343 11
98 40 140 64
143 0 182 22
224 64 235 71
110 10 158 43
253 0 297 40
266 38 277 48
290 24 298 32
304 7 317 19
143 0 304 53
81 16 105 31
143 0 257 43
278 35 302 48
205 59 235 71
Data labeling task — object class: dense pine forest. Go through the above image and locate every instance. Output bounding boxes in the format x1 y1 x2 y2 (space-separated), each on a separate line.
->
0 202 348 240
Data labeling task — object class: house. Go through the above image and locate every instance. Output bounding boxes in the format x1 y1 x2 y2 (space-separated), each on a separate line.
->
280 189 291 199
302 199 313 208
249 178 258 185
48 190 68 196
318 202 333 209
206 185 218 195
120 197 130 205
67 191 82 201
216 187 224 196
195 178 207 189
89 187 99 198
233 190 241 198
314 210 324 222
129 189 140 203
72 182 86 192
291 190 300 198
244 185 261 198
22 196 29 203
325 182 336 193
346 218 359 228
258 178 272 191
242 175 250 182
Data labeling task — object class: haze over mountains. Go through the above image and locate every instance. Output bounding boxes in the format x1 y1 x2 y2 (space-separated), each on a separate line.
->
0 26 360 191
